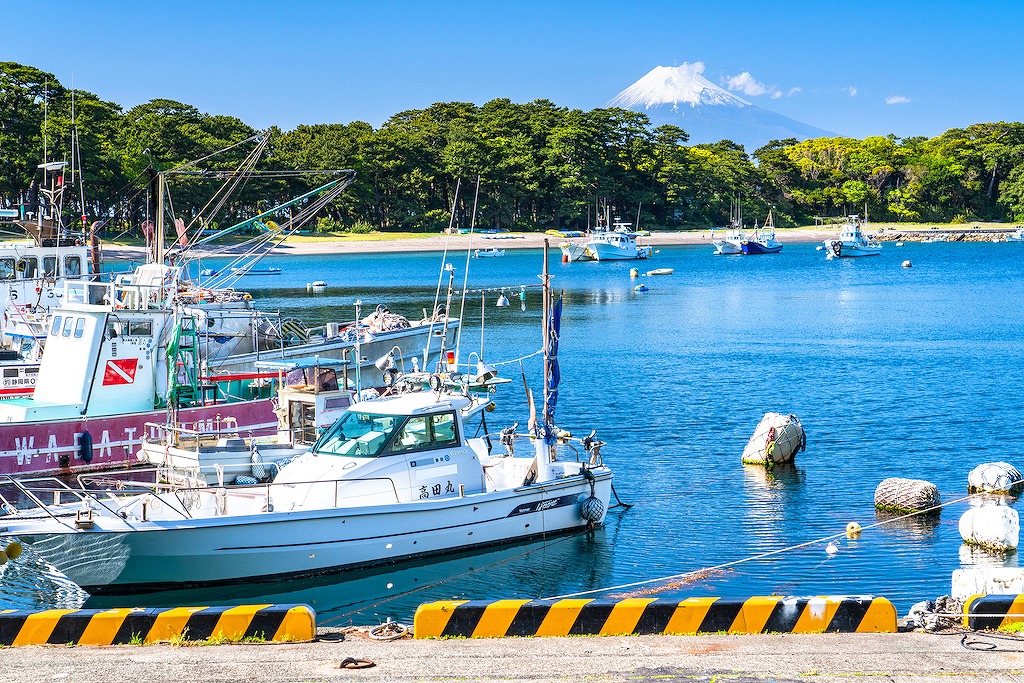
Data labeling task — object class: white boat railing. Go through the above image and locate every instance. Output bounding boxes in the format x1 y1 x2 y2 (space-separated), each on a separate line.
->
0 469 403 524
496 432 605 466
63 278 176 311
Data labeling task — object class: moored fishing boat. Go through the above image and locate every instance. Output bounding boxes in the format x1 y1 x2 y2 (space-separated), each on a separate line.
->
824 215 882 258
740 209 783 254
713 199 746 255
0 266 279 477
0 244 615 594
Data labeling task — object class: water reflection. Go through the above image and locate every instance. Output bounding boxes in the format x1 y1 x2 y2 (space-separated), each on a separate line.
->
81 531 614 625
873 509 942 538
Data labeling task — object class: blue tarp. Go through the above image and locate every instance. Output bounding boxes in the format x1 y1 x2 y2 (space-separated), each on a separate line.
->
543 295 562 444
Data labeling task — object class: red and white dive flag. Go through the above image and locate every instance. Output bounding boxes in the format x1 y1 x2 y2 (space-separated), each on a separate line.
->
102 358 139 386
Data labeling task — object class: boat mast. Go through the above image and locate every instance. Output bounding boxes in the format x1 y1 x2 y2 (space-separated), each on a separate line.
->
155 172 165 265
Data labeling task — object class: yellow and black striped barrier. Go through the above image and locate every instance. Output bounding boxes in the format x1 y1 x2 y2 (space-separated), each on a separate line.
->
964 594 1024 630
0 604 315 646
414 596 897 638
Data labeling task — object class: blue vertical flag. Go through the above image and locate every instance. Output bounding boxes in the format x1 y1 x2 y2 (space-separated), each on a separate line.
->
543 294 562 444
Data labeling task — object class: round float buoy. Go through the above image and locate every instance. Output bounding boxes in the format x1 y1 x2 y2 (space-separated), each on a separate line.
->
580 496 605 522
5 541 22 560
826 541 839 555
629 268 639 278
633 283 648 292
846 522 862 538
902 260 912 268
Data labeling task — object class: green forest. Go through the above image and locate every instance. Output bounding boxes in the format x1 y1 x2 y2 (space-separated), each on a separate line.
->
3 61 1024 234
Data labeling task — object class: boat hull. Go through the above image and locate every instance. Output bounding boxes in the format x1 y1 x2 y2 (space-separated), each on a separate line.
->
211 318 460 377
713 240 742 255
589 243 651 261
0 399 278 477
14 473 613 593
740 241 783 254
560 243 594 262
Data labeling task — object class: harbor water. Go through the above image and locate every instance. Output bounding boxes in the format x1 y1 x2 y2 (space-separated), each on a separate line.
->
3 240 1024 624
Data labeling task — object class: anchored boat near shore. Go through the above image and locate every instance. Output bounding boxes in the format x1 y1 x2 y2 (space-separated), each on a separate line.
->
0 245 614 594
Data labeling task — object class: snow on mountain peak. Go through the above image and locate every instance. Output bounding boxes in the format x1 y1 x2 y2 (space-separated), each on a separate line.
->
609 63 751 111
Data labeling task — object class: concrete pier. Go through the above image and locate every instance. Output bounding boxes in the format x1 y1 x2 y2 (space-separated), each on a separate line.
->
1 628 1022 682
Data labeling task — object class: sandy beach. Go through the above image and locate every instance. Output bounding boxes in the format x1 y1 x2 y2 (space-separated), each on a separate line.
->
102 222 1020 260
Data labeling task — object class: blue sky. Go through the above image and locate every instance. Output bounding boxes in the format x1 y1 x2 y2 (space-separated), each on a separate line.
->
5 0 1022 140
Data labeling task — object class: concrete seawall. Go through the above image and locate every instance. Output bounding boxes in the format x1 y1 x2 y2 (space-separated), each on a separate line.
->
0 629 1020 682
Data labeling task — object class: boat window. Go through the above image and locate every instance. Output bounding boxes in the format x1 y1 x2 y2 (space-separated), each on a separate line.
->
18 257 38 279
62 316 74 337
390 416 430 452
313 411 402 458
431 412 458 446
126 320 153 336
74 317 86 339
324 396 351 411
64 256 82 277
0 258 15 280
3 368 18 378
390 411 459 453
43 257 57 278
50 315 62 336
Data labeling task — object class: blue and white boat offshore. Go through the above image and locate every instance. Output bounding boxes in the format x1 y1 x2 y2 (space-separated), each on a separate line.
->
824 215 882 258
741 209 783 255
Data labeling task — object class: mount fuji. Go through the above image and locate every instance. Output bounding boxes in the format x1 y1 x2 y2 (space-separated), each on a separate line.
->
609 63 833 152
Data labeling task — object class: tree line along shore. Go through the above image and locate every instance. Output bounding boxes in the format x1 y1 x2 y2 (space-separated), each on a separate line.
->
3 61 1023 241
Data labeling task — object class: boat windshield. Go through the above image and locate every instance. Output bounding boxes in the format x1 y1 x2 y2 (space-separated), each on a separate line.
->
313 411 402 458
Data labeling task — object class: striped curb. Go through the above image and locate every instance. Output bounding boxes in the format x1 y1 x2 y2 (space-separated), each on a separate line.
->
414 596 897 638
0 604 315 646
964 594 1024 630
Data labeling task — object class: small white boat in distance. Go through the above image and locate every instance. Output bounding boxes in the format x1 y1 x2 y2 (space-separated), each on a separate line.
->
230 266 282 275
474 247 505 258
1005 226 1024 242
645 268 673 276
823 215 882 258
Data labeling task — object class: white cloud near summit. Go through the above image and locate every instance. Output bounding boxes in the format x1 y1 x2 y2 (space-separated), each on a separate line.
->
724 72 783 99
724 72 802 100
886 95 911 105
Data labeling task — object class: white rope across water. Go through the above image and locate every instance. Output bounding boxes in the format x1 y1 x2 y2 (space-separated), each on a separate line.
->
544 485 1019 601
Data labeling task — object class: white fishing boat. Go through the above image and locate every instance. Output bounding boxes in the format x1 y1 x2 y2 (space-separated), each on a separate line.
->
137 356 355 486
0 244 615 594
586 223 653 261
1005 227 1024 242
559 241 594 262
229 266 282 276
473 247 505 258
823 215 882 258
712 199 745 255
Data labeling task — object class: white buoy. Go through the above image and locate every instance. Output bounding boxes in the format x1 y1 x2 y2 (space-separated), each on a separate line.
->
902 260 912 268
968 462 1024 495
896 241 905 246
815 245 823 251
741 413 805 466
826 541 839 555
960 505 1020 550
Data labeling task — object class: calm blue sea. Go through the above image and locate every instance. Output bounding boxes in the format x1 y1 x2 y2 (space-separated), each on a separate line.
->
4 239 1024 624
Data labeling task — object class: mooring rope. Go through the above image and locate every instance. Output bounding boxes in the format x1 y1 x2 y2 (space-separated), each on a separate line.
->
544 482 1022 601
